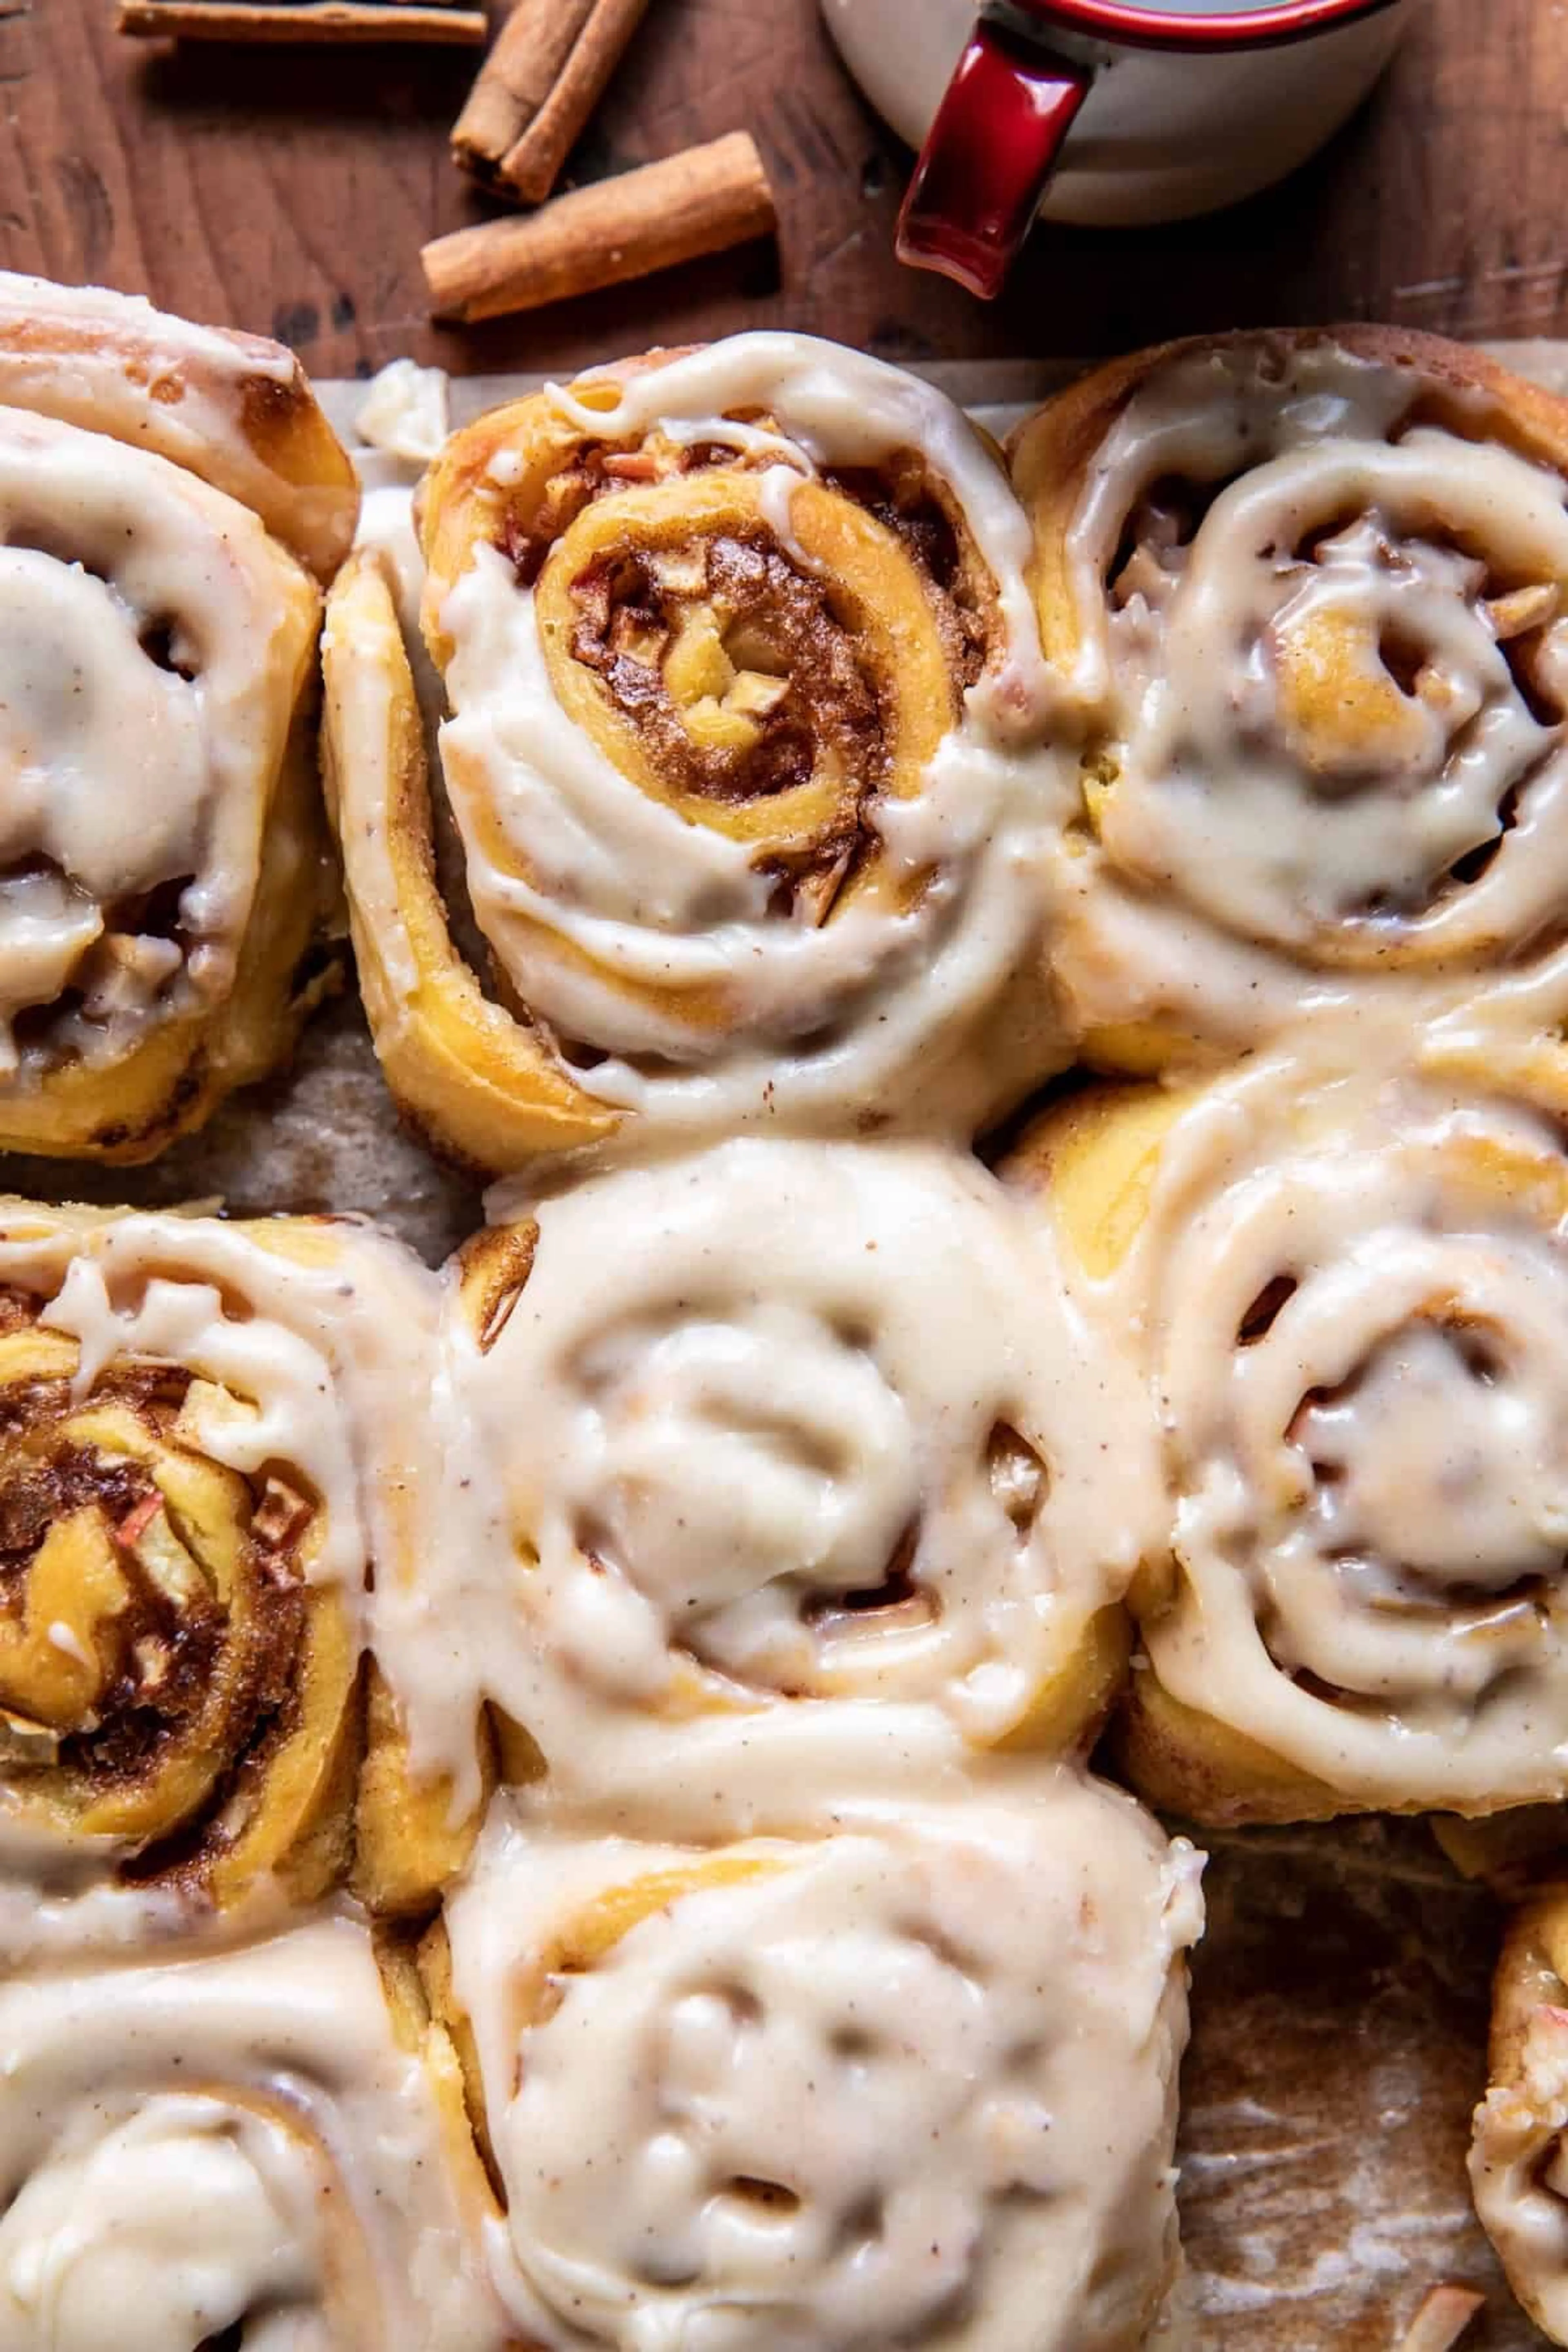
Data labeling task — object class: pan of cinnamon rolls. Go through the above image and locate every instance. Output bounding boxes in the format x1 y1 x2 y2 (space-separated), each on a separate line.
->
13 274 1568 2344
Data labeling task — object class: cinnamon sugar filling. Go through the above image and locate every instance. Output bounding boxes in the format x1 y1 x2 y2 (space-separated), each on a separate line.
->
569 532 888 808
0 1360 314 1826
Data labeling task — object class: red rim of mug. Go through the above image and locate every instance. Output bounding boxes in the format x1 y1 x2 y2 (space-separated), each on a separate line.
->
1012 0 1400 50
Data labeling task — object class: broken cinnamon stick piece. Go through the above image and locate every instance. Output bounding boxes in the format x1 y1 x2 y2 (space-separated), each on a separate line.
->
423 131 777 325
453 0 597 174
454 0 651 203
118 0 486 39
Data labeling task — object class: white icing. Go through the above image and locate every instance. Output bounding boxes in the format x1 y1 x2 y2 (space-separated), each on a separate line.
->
755 460 815 563
352 484 426 643
447 1772 1201 2352
1101 1045 1568 1808
440 546 1062 1131
1472 1977 1568 2341
354 360 450 467
0 1199 444 1947
1049 337 1568 1047
0 1204 438 1599
0 1914 507 2351
377 1138 1157 1822
0 406 314 1077
416 332 1072 1148
0 270 357 581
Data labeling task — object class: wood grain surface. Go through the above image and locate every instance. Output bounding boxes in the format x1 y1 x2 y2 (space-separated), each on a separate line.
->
1 0 1562 381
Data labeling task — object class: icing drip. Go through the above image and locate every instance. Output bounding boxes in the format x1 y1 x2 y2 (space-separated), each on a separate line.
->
354 361 450 467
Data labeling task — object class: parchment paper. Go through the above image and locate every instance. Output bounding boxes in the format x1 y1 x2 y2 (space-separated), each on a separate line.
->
12 347 1564 2352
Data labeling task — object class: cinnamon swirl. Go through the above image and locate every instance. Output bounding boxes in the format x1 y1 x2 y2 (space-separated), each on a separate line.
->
0 1913 510 2350
0 276 352 1161
0 1197 436 1951
323 334 1069 1172
1472 1883 1568 2345
1013 327 1568 1067
1009 1041 1568 1820
427 1769 1201 2351
370 1138 1152 1849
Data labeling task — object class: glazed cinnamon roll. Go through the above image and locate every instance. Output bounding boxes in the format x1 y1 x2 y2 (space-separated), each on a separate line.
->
0 1913 511 2350
1471 1884 1568 2345
372 1138 1152 1850
1008 1042 1568 1821
426 1770 1202 2351
0 1197 435 1950
0 274 352 1162
323 333 1069 1172
0 274 358 585
1012 328 1568 1067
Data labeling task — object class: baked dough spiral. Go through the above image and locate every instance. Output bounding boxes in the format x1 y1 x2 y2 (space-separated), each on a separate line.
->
0 274 353 1162
0 1197 434 1952
427 1771 1201 2352
371 1138 1151 1857
1011 1039 1568 1820
1012 327 1568 1067
1471 1883 1568 2346
323 333 1070 1172
0 274 358 586
0 1914 510 2351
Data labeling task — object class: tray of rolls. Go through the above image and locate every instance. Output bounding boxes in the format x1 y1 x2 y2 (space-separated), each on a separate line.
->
2 270 1568 2348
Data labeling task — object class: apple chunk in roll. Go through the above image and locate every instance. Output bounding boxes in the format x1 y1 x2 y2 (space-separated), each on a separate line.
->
421 1770 1201 2352
0 1914 512 2351
0 1197 438 1952
323 333 1072 1173
368 1138 1154 1865
1012 327 1568 1067
1008 1043 1568 1822
0 273 355 1161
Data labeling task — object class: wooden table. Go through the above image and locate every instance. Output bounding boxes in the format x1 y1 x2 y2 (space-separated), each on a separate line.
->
2 0 1561 383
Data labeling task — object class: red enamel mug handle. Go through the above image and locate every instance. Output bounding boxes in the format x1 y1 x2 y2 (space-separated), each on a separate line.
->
896 13 1091 298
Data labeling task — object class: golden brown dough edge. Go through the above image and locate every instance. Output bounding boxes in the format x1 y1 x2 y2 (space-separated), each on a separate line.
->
1008 323 1568 672
0 270 358 582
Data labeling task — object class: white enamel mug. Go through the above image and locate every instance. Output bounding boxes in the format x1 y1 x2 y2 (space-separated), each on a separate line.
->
821 0 1414 293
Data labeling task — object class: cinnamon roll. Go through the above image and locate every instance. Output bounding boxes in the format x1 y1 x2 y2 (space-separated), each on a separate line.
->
0 1197 435 1950
1471 1884 1568 2345
1008 1042 1568 1821
0 1913 511 2350
323 333 1069 1173
0 275 352 1162
426 1769 1202 2351
373 1138 1152 1841
0 274 358 585
1012 328 1568 1067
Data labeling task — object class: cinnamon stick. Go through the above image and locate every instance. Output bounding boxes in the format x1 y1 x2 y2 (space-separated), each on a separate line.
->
453 0 651 203
423 131 777 324
119 0 486 38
